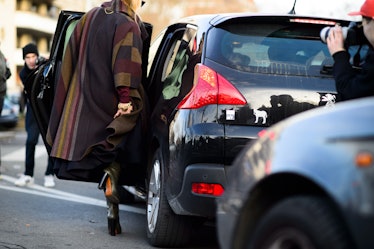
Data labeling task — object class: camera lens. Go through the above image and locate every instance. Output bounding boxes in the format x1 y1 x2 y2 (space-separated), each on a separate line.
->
320 27 331 43
320 26 348 43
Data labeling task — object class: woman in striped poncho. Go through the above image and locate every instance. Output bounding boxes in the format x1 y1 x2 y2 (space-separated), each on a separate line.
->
47 0 148 236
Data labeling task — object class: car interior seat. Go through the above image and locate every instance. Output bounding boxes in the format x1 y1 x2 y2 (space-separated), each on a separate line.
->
220 34 251 69
162 40 190 100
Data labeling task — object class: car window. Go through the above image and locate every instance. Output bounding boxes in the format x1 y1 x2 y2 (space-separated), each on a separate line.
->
63 19 79 57
206 22 335 77
147 29 166 76
161 28 198 100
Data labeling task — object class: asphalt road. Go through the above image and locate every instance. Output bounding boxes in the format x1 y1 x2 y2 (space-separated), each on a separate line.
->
0 121 218 249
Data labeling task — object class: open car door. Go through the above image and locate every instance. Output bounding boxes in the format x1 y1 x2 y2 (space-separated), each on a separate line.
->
23 11 84 153
24 10 153 155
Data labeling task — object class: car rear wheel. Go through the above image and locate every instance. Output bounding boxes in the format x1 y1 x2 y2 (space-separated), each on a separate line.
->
146 148 193 247
245 196 352 249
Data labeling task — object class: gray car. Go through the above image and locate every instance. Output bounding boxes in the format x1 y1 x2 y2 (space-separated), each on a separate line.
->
217 96 374 249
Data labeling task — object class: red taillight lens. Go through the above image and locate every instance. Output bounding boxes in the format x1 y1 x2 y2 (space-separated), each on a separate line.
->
177 64 246 109
191 182 224 196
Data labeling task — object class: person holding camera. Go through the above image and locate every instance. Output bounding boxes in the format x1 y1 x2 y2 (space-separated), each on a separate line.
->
15 43 55 188
326 0 374 101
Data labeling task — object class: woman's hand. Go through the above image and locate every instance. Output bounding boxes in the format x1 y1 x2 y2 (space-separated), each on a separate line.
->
113 102 133 119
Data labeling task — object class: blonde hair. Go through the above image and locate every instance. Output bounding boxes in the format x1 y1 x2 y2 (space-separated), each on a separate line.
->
122 0 142 11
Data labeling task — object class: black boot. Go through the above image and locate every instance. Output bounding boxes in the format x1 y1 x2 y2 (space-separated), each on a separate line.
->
107 200 121 236
98 162 121 236
98 162 121 204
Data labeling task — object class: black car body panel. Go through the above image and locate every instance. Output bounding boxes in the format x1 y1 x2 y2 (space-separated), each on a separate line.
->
25 11 84 153
216 96 374 249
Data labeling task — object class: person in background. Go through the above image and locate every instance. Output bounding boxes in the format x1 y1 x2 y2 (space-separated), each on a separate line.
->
0 44 11 178
46 0 148 236
326 0 374 100
15 43 55 188
0 45 11 115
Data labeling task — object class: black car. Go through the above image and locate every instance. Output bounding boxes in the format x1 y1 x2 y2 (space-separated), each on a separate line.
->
143 13 355 247
26 10 364 247
216 96 374 249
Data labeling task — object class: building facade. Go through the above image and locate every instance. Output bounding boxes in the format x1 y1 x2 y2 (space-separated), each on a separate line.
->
0 0 99 95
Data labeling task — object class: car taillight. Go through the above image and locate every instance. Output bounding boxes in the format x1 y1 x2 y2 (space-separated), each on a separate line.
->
290 18 336 26
177 64 247 109
191 182 224 196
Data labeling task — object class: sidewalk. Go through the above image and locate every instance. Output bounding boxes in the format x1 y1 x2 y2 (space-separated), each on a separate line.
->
0 114 24 140
0 130 16 138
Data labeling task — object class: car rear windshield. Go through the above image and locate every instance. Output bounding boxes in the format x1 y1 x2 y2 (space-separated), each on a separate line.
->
206 21 334 77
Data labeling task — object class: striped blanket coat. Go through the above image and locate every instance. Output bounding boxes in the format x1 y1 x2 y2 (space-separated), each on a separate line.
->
47 0 148 163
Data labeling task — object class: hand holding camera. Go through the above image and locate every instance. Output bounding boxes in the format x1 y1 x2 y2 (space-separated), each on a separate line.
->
324 25 347 56
320 25 349 44
321 21 369 66
319 0 374 101
321 21 368 47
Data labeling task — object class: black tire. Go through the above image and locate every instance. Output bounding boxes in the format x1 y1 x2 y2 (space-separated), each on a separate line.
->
146 148 193 247
246 196 352 249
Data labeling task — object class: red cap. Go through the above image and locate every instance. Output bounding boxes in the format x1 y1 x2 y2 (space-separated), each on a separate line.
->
349 0 374 18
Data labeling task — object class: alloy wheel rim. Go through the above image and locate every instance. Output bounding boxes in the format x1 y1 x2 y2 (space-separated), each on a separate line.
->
147 159 161 233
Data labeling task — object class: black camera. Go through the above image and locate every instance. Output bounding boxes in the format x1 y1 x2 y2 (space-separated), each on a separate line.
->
320 21 368 47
